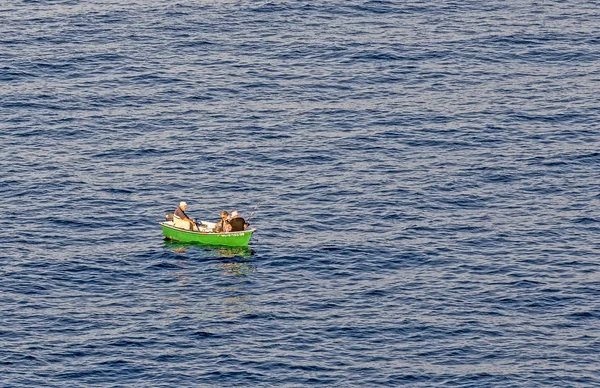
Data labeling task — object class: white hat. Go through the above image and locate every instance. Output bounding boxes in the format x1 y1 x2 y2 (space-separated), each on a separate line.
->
180 201 187 207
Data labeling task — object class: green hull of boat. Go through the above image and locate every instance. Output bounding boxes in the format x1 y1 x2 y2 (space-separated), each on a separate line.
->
160 222 254 247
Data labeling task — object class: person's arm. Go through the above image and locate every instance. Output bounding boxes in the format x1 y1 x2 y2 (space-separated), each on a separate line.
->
214 220 223 232
175 208 196 225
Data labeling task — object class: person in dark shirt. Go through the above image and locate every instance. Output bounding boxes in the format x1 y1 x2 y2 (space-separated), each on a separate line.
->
228 210 249 232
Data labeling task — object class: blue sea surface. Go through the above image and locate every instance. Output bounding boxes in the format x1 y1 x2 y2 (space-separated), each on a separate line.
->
1 1 599 386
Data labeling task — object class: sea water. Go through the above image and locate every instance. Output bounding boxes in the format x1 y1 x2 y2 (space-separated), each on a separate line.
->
1 1 599 386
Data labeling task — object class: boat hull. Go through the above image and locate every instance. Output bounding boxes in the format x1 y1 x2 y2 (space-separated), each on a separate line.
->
160 222 254 247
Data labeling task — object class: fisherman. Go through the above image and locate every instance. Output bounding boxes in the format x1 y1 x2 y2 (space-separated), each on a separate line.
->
173 201 198 231
228 210 249 232
213 210 231 233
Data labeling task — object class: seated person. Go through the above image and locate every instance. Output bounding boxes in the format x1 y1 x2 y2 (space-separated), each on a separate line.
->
173 201 198 231
228 210 249 232
213 210 231 233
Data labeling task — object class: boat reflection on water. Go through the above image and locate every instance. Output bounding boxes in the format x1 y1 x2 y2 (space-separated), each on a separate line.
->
162 240 256 320
163 240 256 275
209 246 253 259
216 260 256 276
164 240 253 258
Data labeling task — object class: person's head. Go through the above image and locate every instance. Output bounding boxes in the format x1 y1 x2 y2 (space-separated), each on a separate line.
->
180 201 187 210
231 210 239 218
220 210 229 219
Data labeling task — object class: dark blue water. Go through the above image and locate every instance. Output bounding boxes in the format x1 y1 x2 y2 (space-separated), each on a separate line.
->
2 1 599 386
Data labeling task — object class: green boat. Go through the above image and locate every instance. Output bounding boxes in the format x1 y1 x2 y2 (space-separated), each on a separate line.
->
160 220 255 247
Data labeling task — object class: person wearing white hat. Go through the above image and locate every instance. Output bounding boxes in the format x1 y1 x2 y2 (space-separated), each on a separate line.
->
173 201 198 231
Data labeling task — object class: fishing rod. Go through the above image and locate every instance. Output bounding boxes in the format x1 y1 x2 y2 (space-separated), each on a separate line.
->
246 201 262 222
